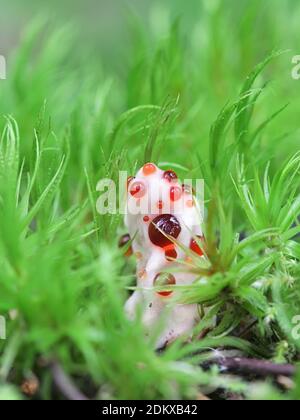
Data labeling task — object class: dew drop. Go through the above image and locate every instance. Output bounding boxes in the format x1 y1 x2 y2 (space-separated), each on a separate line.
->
163 170 178 183
190 236 204 256
186 199 194 208
143 163 156 176
148 214 181 248
130 181 146 198
154 273 176 297
170 186 182 202
165 245 178 261
157 200 164 210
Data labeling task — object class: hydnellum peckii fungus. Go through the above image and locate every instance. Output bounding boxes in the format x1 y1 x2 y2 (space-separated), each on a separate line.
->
120 163 204 349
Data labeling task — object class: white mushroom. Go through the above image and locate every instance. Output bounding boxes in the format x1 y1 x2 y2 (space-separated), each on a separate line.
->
123 163 204 349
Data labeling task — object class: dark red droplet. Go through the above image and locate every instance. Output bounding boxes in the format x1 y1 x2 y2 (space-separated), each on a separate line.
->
154 273 176 297
143 216 150 222
130 181 146 198
163 170 178 183
119 234 133 257
149 214 181 248
165 245 178 261
190 236 204 256
170 186 182 202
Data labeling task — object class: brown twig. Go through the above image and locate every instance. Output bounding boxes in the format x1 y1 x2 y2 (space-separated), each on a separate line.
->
212 357 296 378
50 361 89 401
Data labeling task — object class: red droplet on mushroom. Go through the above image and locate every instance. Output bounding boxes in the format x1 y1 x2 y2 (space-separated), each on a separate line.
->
130 181 146 198
190 236 204 256
143 216 150 222
164 245 178 261
170 186 182 202
149 214 181 248
143 163 156 176
154 273 176 297
127 176 135 190
118 234 133 257
163 170 178 183
186 199 194 208
157 200 164 210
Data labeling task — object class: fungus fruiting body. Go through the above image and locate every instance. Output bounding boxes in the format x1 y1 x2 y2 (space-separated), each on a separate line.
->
123 163 204 348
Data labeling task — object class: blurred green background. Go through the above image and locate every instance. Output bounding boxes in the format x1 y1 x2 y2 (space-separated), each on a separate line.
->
1 0 300 76
1 0 300 160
